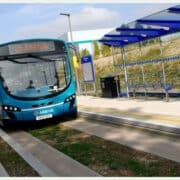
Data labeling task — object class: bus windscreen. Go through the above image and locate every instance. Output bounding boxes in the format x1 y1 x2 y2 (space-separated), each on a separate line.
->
0 39 71 99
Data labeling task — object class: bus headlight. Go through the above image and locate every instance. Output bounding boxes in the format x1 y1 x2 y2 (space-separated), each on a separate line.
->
2 105 21 112
64 94 76 103
4 106 8 110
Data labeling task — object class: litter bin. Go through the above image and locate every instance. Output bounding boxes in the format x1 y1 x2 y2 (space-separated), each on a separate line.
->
100 75 120 97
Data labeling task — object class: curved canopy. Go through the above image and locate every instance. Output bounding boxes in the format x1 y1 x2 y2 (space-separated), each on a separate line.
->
100 5 180 47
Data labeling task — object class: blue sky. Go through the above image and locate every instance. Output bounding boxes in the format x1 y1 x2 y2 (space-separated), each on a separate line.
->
0 3 177 43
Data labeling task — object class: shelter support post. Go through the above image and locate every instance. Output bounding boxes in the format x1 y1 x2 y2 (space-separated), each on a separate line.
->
159 37 163 56
92 57 97 96
112 46 120 97
121 47 129 98
139 42 147 99
159 37 169 101
141 65 147 98
162 63 169 102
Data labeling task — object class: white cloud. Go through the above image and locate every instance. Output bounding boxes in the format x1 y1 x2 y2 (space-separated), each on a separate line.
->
11 6 121 40
72 7 121 30
9 4 177 42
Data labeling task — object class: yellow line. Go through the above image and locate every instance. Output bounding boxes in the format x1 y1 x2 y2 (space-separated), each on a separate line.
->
79 105 180 124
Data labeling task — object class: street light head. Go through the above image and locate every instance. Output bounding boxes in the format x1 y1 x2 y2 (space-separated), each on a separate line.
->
60 13 70 17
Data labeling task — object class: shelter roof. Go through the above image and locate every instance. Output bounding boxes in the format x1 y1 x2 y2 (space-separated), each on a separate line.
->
100 5 180 47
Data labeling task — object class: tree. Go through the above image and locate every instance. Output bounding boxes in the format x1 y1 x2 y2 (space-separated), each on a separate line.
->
93 40 100 60
101 44 111 57
80 48 90 57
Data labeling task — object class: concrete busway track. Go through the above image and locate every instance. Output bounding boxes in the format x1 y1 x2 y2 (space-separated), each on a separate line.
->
0 127 100 177
0 113 180 176
62 115 180 164
0 163 9 177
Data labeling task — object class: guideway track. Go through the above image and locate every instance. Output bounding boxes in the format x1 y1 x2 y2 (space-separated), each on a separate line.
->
0 112 180 176
0 127 100 177
0 163 9 177
0 128 56 177
62 117 180 163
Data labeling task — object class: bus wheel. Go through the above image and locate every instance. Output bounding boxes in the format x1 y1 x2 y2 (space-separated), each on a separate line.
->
69 109 78 119
0 120 5 127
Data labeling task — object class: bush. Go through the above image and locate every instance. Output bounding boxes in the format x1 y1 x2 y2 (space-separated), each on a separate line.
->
80 48 90 57
93 41 100 60
101 44 111 57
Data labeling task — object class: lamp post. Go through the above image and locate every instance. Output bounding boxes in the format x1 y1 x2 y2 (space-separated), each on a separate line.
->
60 13 73 42
60 13 80 95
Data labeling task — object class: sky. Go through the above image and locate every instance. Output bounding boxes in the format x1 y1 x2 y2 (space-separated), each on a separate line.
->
0 3 178 43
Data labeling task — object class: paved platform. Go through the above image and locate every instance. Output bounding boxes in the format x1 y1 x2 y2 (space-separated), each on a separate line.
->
63 118 180 163
77 96 180 134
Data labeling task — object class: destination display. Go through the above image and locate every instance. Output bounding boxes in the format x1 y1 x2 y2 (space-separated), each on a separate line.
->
8 41 55 55
0 40 66 57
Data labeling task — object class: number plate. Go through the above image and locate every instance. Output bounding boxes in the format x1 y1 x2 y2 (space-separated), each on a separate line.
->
36 114 52 121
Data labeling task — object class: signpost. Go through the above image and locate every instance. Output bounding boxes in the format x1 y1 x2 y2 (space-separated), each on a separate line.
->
81 55 96 95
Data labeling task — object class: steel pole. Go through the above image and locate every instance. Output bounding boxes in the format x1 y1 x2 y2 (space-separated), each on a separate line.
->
112 46 120 97
68 15 80 96
139 42 147 98
60 13 80 96
159 37 169 101
159 37 163 56
121 47 129 98
92 57 97 96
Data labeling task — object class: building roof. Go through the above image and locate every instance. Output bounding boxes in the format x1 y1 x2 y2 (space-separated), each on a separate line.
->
59 28 114 43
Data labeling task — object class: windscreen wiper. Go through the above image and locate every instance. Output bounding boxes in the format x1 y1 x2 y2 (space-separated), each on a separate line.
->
0 54 55 64
0 56 29 64
27 54 55 62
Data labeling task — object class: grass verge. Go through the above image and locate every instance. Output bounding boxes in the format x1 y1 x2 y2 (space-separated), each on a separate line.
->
27 122 180 177
0 137 39 177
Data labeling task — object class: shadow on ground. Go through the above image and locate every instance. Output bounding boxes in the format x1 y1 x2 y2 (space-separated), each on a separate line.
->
2 115 78 132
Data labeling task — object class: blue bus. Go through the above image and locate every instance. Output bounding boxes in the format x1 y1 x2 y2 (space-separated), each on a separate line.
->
0 38 77 126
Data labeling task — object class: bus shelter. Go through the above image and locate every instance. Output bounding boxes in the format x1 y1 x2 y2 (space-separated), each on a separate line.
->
99 5 180 101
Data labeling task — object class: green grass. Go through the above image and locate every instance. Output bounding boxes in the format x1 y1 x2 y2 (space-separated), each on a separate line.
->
0 138 39 177
27 123 180 177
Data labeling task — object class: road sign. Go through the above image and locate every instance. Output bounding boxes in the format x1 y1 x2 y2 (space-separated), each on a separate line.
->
81 55 95 82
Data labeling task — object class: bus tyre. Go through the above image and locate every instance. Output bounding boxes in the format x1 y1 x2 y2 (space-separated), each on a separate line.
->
0 121 4 127
69 110 78 119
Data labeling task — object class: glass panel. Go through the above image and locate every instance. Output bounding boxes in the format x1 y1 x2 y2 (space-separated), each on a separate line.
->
0 54 70 99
